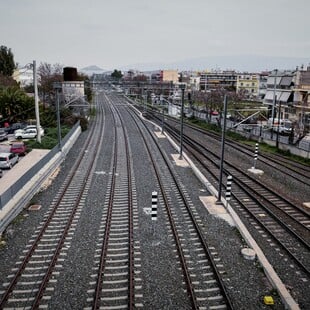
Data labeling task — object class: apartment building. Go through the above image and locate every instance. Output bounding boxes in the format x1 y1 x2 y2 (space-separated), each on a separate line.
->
199 70 237 91
263 68 310 125
258 72 269 101
293 66 310 128
236 73 259 99
160 70 178 83
150 70 178 84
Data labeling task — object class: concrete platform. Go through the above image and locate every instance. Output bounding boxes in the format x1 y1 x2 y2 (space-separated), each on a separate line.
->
248 167 264 175
200 195 235 226
303 202 310 209
154 131 165 138
171 154 189 167
0 149 50 223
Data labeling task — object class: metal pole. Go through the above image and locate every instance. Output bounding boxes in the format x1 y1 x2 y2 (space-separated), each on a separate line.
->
216 95 228 204
271 94 277 141
33 60 41 143
143 88 146 113
225 175 233 208
253 143 259 169
56 88 62 151
271 69 277 139
276 101 282 149
179 84 185 159
161 107 165 134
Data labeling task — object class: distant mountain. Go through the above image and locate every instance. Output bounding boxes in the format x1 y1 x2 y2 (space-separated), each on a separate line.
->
80 65 106 75
121 55 310 72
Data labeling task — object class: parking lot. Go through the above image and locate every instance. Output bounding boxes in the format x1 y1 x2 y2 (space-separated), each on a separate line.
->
0 134 26 178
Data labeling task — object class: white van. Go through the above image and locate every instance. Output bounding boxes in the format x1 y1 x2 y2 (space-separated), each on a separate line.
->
267 118 292 134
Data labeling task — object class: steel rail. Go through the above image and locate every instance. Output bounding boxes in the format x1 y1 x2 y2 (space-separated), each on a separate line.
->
125 104 234 309
0 99 104 309
164 125 310 276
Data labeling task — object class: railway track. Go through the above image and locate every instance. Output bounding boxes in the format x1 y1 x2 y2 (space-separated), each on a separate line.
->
121 101 234 309
0 100 105 309
149 113 310 306
185 133 309 263
84 93 140 309
150 110 310 187
2 90 306 308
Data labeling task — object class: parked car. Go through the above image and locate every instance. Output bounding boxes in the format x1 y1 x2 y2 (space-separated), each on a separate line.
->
266 118 292 135
0 152 19 169
4 123 27 134
10 142 27 156
14 125 44 135
0 129 8 141
15 127 44 140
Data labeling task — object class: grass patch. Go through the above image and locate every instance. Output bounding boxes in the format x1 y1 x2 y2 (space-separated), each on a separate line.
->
187 116 310 166
187 118 221 133
257 141 310 165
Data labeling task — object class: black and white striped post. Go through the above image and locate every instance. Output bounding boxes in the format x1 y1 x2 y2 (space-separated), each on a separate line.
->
253 143 259 169
151 191 158 221
225 175 233 206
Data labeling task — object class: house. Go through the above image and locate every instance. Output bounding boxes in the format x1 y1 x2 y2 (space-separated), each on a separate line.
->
293 66 310 132
264 68 310 122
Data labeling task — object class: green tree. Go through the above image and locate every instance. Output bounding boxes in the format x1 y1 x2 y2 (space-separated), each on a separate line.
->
0 46 15 76
0 86 34 123
111 69 123 80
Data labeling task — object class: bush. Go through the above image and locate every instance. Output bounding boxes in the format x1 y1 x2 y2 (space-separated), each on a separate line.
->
24 126 71 150
64 115 88 131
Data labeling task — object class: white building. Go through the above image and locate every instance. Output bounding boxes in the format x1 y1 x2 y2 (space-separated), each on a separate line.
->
62 81 85 106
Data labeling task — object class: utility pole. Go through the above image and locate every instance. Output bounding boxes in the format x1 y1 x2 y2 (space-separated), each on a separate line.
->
53 82 62 151
179 83 185 159
216 95 228 205
33 60 41 143
271 69 277 140
276 101 282 149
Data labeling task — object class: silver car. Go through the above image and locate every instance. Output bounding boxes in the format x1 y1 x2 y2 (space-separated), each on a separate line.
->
0 129 8 141
0 152 19 169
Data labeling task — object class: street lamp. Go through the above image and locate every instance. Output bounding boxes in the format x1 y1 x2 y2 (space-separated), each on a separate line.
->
179 83 186 159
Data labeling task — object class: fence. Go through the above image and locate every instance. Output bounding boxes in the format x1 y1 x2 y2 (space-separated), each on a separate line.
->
192 110 310 158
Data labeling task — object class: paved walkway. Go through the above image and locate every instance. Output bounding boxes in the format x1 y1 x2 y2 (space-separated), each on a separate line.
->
0 149 49 195
0 149 50 223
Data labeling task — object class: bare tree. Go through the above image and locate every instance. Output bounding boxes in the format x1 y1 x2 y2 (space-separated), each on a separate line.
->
38 62 63 106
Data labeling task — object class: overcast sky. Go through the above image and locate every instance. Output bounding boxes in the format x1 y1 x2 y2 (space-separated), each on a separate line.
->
1 0 309 71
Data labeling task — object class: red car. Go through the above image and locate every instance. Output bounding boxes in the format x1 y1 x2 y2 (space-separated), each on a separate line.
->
10 142 27 156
